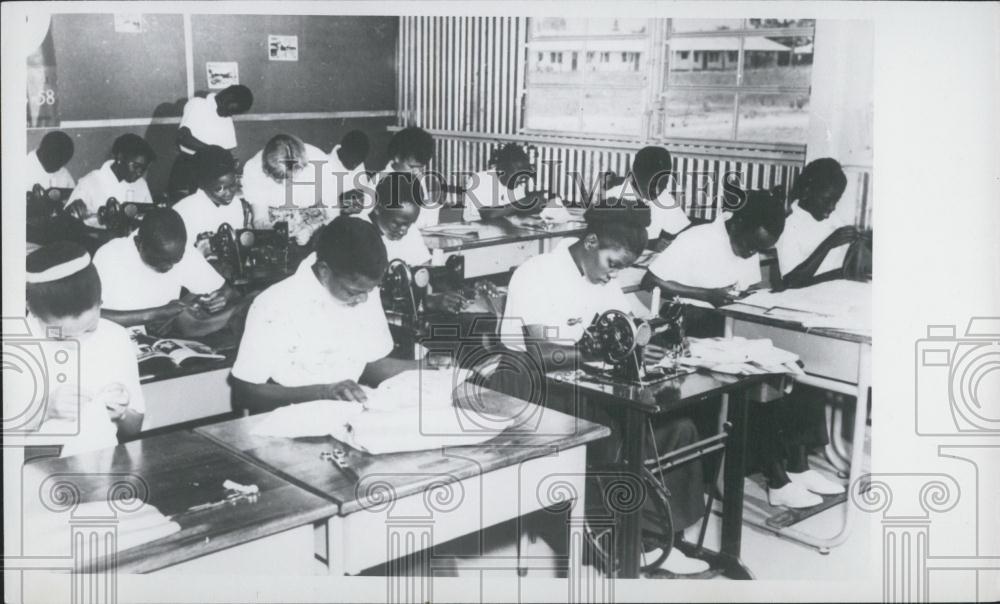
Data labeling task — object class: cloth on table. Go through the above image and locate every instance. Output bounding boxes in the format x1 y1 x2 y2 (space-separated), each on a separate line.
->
669 336 804 377
738 279 871 335
24 499 180 555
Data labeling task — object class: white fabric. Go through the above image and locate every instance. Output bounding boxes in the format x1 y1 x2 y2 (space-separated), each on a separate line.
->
605 180 691 238
738 279 872 335
374 170 439 228
25 316 145 456
173 189 246 243
775 201 849 275
178 93 237 154
647 215 761 290
231 252 393 387
242 143 337 227
501 239 632 351
26 150 75 191
672 336 804 377
463 169 529 222
67 160 153 216
93 236 224 311
361 212 431 266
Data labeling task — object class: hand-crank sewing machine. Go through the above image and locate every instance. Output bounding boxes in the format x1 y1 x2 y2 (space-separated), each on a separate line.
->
209 221 295 289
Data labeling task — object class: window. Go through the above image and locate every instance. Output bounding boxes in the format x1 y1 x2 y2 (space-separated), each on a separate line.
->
659 18 816 143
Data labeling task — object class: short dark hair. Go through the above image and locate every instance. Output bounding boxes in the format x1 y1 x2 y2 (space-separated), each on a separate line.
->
583 209 648 257
791 157 847 201
315 215 387 281
732 191 787 239
26 242 102 319
220 85 254 113
491 144 531 170
195 145 238 188
37 131 74 172
631 146 672 199
375 172 423 211
387 127 434 164
138 207 187 250
340 130 370 161
111 133 156 163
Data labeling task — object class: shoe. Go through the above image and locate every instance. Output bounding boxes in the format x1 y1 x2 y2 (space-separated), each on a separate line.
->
768 482 823 509
788 469 845 495
643 547 710 575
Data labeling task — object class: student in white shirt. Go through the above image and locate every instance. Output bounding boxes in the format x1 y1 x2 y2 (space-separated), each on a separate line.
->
775 158 859 289
168 85 253 198
65 134 155 223
24 242 145 455
463 144 550 222
27 130 76 191
368 173 468 313
241 134 337 244
92 207 235 328
496 211 710 575
603 146 691 249
172 145 248 256
231 216 440 413
328 130 373 214
642 192 785 308
375 127 440 228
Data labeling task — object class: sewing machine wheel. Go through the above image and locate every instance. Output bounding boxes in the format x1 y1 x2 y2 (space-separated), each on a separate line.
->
583 467 674 576
585 310 651 364
97 197 121 228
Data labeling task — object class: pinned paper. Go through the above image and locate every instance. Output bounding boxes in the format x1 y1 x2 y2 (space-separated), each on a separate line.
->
268 35 298 61
207 62 239 89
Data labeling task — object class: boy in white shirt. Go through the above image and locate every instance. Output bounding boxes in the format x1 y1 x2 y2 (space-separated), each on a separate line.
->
231 216 439 412
376 127 440 228
27 130 76 191
168 85 253 198
92 207 235 328
642 193 785 308
172 145 248 256
242 134 337 245
463 144 549 222
497 212 711 575
327 130 373 213
603 146 691 249
23 242 145 455
65 134 155 224
775 158 858 288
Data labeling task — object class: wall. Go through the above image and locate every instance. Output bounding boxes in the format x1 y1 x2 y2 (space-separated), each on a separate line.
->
26 13 398 193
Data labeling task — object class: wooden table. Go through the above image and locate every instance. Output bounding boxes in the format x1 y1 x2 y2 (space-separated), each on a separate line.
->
545 368 768 579
19 430 337 575
197 388 610 577
421 219 586 278
719 299 872 552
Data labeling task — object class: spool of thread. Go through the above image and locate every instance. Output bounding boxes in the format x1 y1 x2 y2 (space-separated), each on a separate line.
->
649 287 661 319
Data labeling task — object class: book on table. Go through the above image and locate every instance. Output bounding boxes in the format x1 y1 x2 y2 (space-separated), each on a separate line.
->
128 325 226 380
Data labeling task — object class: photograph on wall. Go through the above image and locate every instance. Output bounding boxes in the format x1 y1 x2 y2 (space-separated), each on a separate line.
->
206 61 239 89
268 35 298 61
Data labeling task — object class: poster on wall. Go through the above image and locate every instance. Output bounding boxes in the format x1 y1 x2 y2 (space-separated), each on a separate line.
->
206 62 239 89
268 35 298 61
114 14 147 33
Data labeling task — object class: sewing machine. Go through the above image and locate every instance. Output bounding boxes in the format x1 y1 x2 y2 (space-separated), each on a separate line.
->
381 256 466 353
578 303 693 386
95 197 163 236
209 221 293 288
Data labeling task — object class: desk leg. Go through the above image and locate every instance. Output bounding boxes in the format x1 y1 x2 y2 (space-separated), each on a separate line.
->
620 408 645 578
720 388 754 579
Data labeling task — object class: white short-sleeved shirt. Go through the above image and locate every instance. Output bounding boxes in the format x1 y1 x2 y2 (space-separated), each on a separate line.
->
500 239 632 352
242 143 336 226
26 315 145 456
605 180 691 239
231 252 394 387
93 236 225 311
178 93 237 154
362 211 432 266
463 169 529 222
26 150 75 191
374 170 439 228
647 215 761 290
775 201 849 274
67 160 153 217
173 189 246 244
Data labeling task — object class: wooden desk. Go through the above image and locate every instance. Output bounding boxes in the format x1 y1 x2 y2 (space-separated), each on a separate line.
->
719 299 872 552
545 368 767 579
421 219 586 278
196 389 610 577
20 430 337 574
